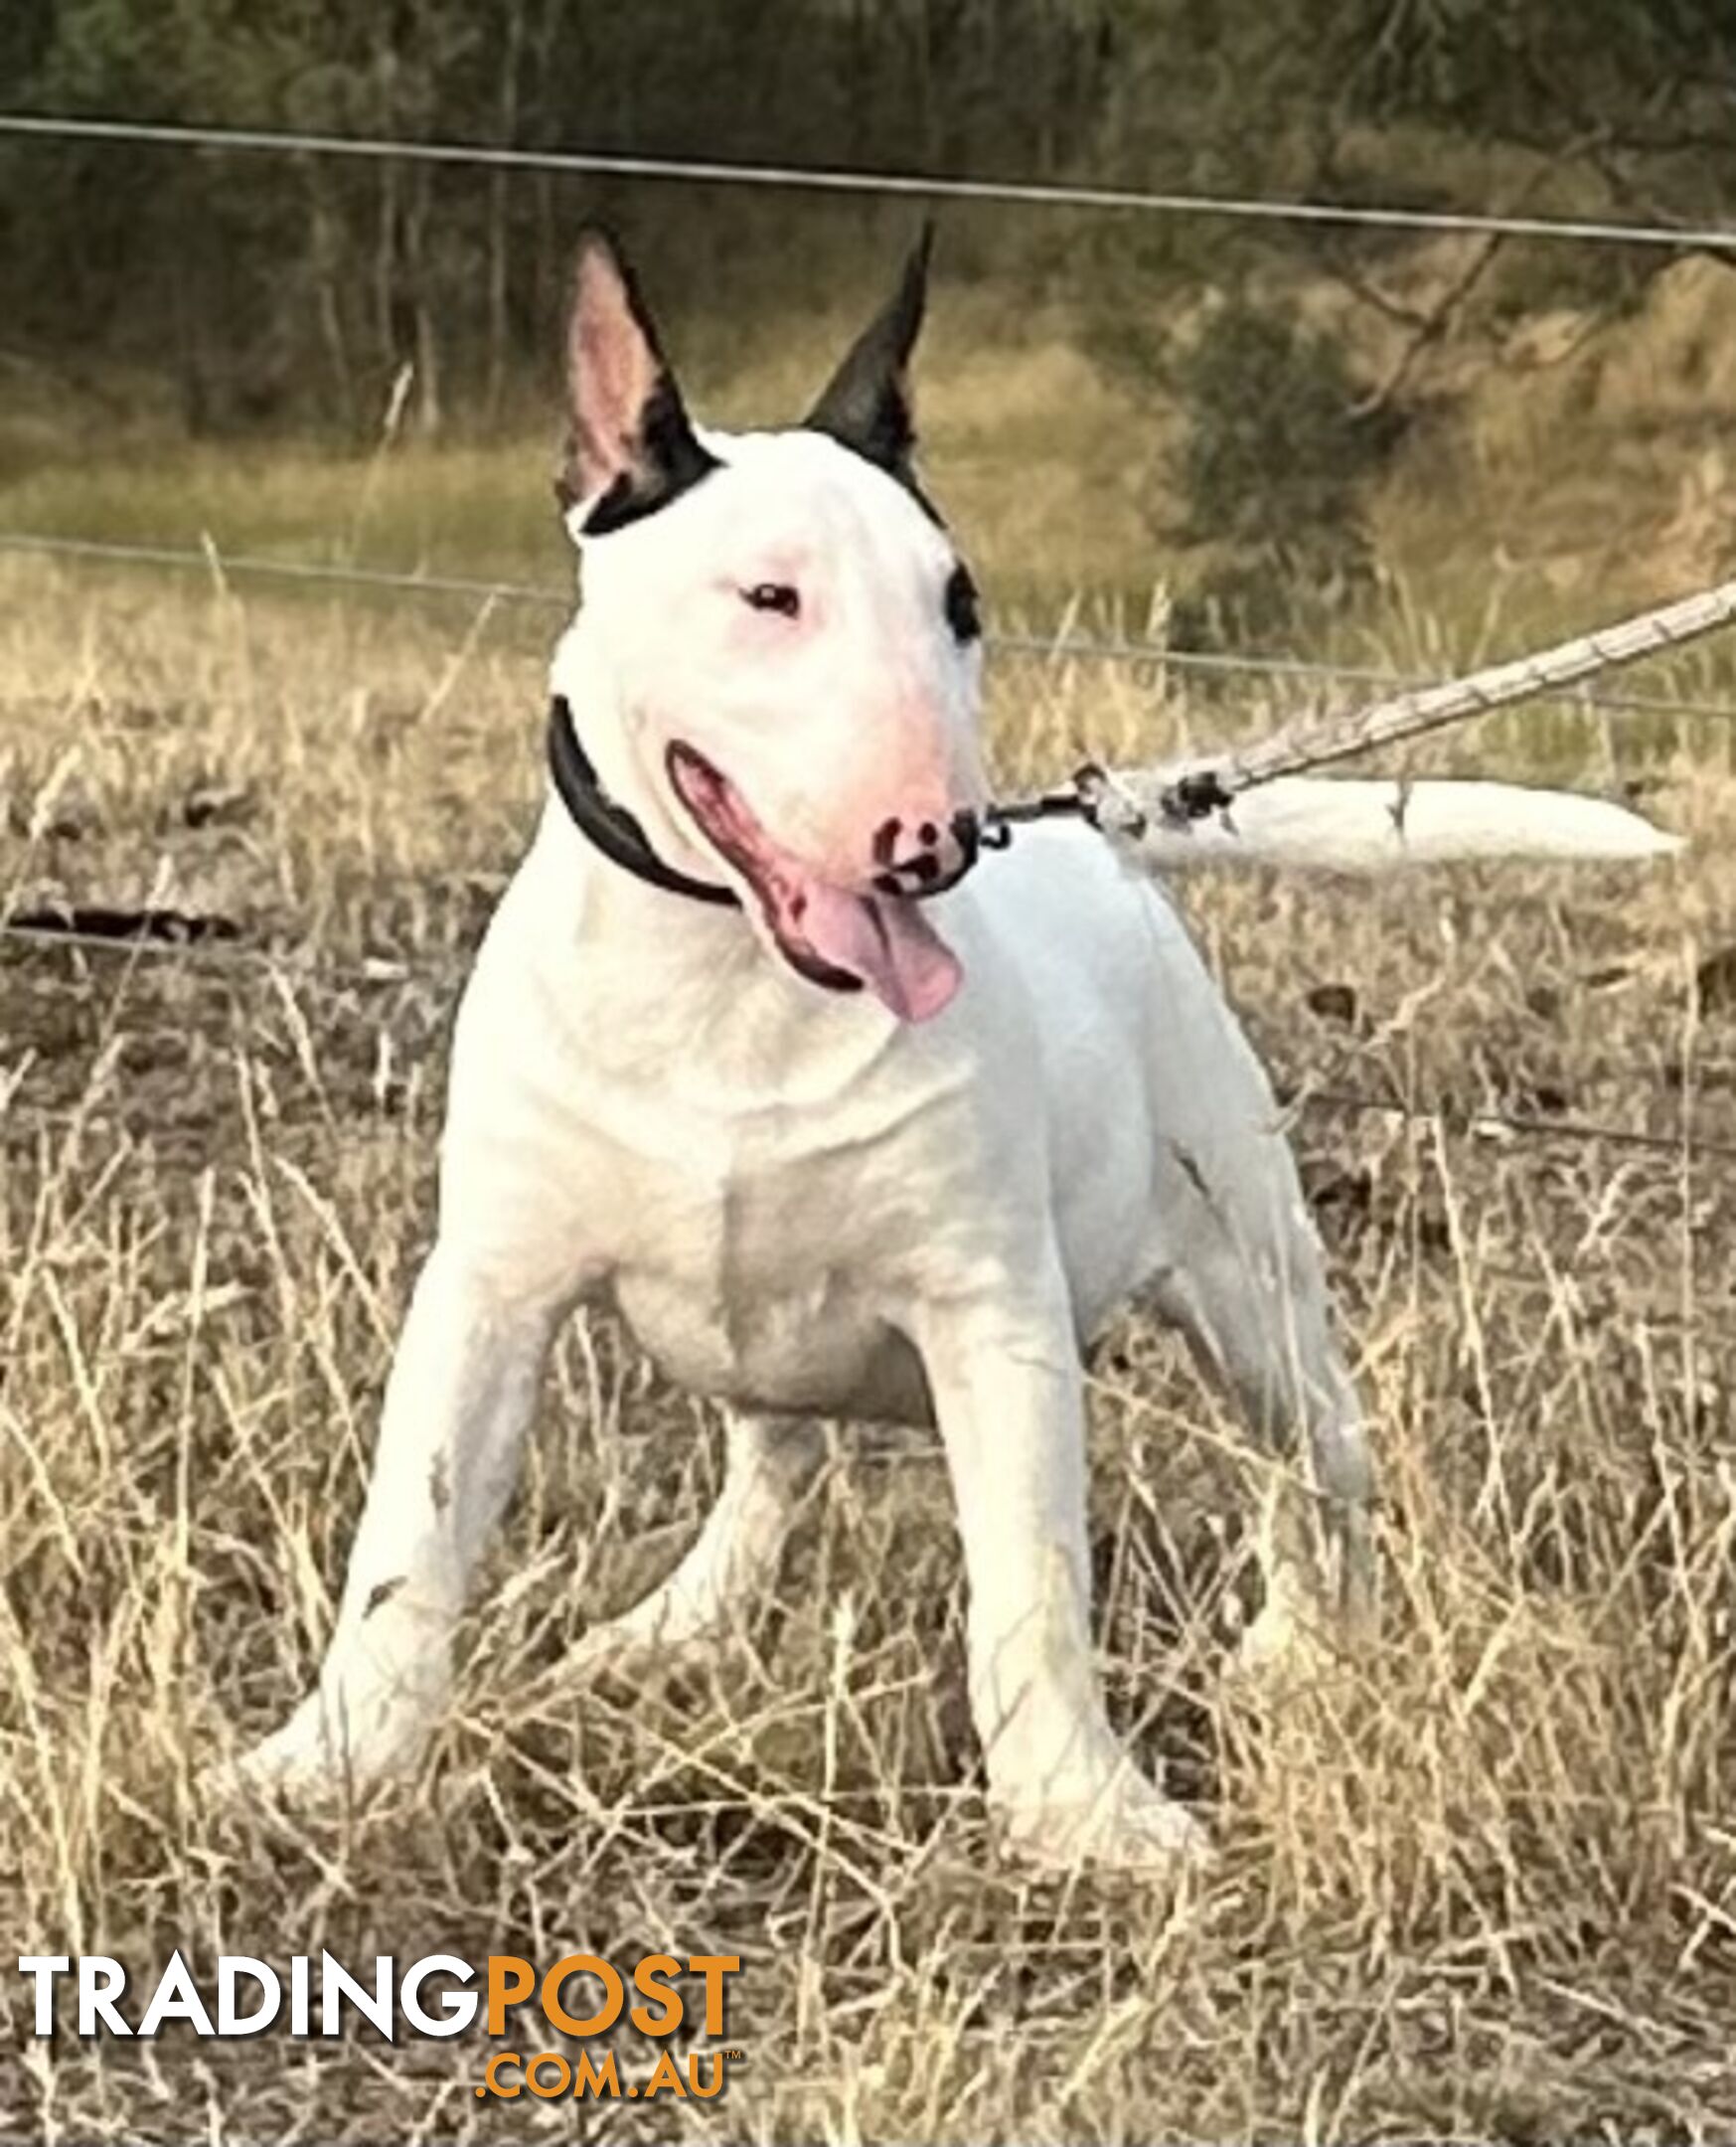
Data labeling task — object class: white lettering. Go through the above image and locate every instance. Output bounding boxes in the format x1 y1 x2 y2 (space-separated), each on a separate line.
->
321 1953 394 2041
218 1957 279 2036
16 1957 70 2037
79 1958 131 2037
400 1955 476 2037
138 1950 215 2038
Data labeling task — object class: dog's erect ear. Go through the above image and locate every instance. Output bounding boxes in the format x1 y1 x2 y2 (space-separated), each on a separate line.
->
804 224 933 479
557 227 718 535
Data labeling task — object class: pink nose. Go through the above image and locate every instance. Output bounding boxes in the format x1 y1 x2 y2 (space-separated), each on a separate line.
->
869 808 982 898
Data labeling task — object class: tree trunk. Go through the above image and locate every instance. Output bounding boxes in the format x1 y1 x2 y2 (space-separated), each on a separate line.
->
486 0 527 425
407 162 441 438
374 32 402 376
308 177 357 432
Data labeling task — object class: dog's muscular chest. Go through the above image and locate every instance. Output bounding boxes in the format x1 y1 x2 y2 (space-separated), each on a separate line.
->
445 973 943 1419
601 1109 934 1417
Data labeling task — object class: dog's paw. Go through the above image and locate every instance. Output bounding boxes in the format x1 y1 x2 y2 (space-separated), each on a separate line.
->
995 1769 1212 1878
219 1689 433 1808
1227 1584 1340 1698
563 1607 752 1693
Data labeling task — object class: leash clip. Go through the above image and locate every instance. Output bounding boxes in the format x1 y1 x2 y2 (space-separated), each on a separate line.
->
1069 760 1113 830
1159 765 1235 825
1073 759 1161 841
979 775 1095 848
983 757 1236 851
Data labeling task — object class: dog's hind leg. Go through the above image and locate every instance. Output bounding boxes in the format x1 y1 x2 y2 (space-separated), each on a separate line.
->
1148 1135 1375 1676
569 1409 827 1681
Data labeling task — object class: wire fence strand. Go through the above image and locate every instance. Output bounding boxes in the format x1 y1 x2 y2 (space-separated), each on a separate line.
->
3 917 1724 1162
1299 1085 1736 1164
3 111 1736 255
5 528 1736 728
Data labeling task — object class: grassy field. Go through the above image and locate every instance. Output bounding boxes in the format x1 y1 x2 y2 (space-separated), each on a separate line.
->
2 533 1735 2142
11 240 1736 648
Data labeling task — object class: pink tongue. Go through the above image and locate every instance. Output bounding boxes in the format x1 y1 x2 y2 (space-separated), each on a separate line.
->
799 877 961 1022
661 743 963 1023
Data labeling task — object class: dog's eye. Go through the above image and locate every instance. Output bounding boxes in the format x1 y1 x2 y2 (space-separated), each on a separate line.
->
742 581 801 618
944 564 981 644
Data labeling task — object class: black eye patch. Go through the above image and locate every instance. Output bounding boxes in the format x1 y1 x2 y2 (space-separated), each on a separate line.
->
944 564 981 644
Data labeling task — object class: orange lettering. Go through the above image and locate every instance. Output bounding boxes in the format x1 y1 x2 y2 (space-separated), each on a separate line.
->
630 1954 683 2036
688 2051 728 2099
574 2051 621 2097
482 2051 523 2099
485 1957 534 2036
527 2053 570 2099
541 1954 623 2037
686 1955 739 2037
643 2049 687 2098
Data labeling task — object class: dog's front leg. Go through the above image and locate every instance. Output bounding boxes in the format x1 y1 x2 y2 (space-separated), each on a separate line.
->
570 1409 828 1682
239 1245 567 1794
912 1277 1206 1873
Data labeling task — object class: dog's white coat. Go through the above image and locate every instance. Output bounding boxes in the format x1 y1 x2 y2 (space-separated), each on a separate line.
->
242 256 1677 1867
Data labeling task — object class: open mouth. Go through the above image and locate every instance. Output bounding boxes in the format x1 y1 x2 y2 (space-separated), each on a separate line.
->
665 742 963 1022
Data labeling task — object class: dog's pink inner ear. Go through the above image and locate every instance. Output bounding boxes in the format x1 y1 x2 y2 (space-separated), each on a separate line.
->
565 241 664 500
559 234 717 529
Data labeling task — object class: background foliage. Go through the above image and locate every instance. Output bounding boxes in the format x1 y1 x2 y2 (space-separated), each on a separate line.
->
6 2 1736 635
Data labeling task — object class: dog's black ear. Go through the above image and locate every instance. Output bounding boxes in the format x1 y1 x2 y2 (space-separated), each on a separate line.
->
804 224 933 479
558 227 718 535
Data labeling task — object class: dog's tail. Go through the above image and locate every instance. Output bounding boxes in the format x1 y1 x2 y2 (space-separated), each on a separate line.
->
1108 776 1681 875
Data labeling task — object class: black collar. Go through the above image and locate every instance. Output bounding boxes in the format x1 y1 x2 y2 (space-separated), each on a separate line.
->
547 696 739 909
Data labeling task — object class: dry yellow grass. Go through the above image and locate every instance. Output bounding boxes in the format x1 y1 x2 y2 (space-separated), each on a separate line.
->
17 248 1736 656
2 555 1735 2142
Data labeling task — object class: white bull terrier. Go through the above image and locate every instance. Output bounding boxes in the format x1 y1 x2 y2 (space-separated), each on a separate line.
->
241 230 1675 1868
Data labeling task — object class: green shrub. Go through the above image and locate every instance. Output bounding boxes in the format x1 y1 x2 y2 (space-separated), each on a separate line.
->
1164 297 1405 640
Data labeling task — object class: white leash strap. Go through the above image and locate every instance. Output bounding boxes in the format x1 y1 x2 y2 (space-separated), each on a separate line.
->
989 574 1736 842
